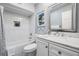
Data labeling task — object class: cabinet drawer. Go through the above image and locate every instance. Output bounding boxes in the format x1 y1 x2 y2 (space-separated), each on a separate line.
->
49 44 79 56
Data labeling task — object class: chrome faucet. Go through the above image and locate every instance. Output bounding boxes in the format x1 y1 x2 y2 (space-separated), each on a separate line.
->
60 32 64 37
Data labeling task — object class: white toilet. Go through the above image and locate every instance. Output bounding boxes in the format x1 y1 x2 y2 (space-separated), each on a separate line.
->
23 33 37 56
24 40 37 56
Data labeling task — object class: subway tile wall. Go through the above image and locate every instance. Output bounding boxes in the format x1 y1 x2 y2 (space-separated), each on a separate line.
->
3 11 31 55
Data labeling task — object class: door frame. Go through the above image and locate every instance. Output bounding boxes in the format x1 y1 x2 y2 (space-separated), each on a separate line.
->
0 5 7 56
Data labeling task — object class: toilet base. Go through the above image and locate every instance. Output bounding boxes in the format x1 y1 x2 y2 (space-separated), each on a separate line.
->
24 50 37 56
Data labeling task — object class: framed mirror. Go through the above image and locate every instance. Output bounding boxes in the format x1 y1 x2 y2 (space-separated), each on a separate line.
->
49 3 76 32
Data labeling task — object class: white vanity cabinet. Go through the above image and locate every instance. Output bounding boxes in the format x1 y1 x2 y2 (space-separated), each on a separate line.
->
36 39 48 56
36 37 79 56
49 44 79 56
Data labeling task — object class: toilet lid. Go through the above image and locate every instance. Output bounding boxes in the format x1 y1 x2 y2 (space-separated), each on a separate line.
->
24 43 37 51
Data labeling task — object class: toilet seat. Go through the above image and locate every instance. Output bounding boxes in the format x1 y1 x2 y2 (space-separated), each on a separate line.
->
24 43 37 53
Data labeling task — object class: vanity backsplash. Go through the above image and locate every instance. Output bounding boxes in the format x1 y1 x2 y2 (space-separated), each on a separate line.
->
51 32 79 38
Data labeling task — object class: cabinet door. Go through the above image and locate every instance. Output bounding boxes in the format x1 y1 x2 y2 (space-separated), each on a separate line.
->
36 39 48 56
49 44 60 56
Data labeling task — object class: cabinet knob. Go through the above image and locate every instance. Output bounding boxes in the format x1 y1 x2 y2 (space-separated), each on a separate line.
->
45 46 48 48
58 51 62 55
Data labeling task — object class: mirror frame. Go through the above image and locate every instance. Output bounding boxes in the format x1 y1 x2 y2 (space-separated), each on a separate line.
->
48 3 77 32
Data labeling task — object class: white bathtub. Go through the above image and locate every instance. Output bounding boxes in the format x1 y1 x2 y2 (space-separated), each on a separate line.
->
6 39 35 56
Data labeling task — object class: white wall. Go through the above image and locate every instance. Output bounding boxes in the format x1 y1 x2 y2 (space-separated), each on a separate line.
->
29 14 36 34
3 11 31 49
11 3 35 12
35 3 53 11
11 3 35 13
35 3 54 34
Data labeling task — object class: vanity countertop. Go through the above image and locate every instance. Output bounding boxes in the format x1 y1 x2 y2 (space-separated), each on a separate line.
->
35 34 79 49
